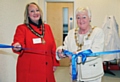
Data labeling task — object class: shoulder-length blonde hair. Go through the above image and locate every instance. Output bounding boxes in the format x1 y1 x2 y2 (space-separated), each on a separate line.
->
24 2 43 24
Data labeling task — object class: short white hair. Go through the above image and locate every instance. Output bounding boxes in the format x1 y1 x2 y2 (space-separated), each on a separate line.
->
75 7 91 18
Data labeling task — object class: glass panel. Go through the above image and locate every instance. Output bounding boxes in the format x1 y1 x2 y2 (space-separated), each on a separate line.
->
63 7 68 41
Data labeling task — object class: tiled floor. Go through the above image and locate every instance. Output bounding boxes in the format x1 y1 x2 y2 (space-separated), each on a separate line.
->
54 67 120 82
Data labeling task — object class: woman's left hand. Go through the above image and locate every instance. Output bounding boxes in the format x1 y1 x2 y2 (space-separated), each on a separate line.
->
53 66 57 72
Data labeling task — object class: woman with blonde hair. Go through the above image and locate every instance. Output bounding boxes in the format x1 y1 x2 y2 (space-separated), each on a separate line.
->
12 2 59 82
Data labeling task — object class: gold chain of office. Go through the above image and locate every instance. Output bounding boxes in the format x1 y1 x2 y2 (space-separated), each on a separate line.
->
26 24 46 44
74 26 96 51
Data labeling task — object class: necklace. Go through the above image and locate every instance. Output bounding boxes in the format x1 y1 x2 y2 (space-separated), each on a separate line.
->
74 26 95 51
26 24 46 44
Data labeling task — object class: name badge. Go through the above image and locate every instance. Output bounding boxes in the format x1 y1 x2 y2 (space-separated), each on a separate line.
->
33 38 41 44
84 40 91 45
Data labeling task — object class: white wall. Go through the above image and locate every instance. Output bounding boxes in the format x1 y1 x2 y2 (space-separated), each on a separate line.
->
0 0 120 82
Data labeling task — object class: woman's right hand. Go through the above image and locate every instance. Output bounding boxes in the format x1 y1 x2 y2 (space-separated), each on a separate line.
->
13 42 22 51
57 49 66 58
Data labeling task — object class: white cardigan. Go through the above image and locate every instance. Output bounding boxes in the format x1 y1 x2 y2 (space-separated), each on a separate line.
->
56 26 105 81
56 26 104 62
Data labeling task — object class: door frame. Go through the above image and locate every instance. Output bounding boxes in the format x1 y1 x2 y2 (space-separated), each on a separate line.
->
44 0 75 27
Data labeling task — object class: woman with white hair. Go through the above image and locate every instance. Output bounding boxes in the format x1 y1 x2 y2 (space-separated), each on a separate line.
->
12 2 59 82
56 7 104 82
